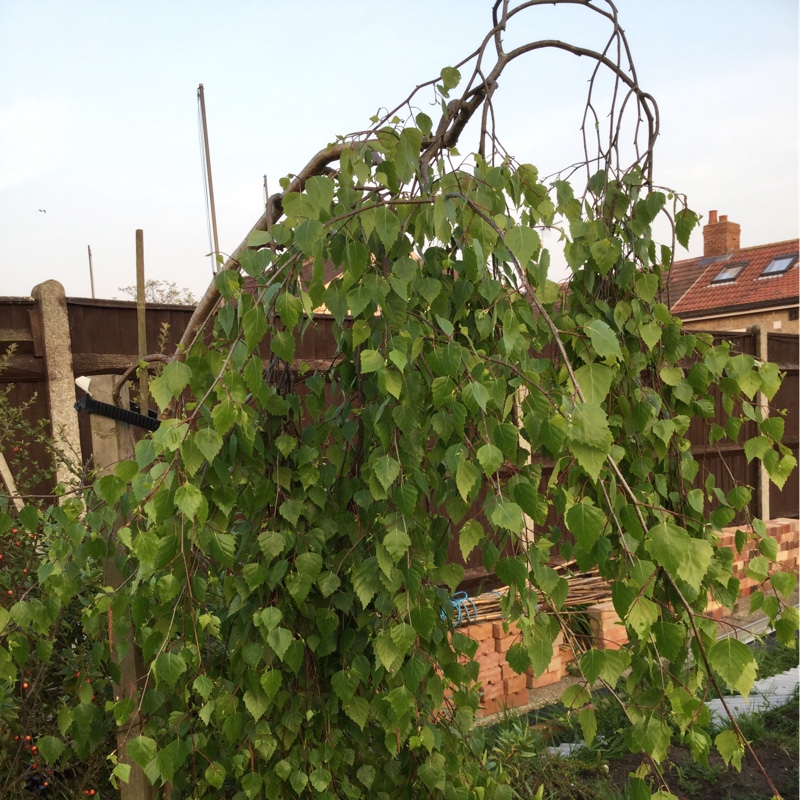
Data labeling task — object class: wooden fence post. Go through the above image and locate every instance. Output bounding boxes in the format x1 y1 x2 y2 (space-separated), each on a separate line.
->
754 324 771 521
30 280 82 493
89 375 152 800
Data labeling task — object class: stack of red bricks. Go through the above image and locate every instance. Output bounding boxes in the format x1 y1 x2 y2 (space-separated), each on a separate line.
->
461 620 565 717
709 517 799 618
457 517 799 717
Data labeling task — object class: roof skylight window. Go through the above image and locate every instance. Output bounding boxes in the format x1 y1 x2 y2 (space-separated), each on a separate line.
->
710 262 747 284
760 254 798 277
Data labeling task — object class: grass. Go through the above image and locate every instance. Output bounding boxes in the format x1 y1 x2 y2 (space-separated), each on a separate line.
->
751 631 799 680
480 712 631 799
480 637 799 799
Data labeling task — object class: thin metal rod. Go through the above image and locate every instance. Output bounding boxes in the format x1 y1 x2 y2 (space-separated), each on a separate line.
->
135 230 148 412
198 84 221 272
87 245 96 299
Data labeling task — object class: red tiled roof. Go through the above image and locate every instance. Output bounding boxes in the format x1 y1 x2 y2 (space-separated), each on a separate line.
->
669 239 799 317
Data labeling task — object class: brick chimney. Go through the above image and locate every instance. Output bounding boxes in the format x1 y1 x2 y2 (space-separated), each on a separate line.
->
703 210 740 257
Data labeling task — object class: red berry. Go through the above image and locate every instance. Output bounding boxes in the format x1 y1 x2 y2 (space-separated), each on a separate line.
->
25 735 31 741
22 682 28 690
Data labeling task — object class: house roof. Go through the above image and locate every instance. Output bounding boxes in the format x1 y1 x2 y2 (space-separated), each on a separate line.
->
668 238 799 318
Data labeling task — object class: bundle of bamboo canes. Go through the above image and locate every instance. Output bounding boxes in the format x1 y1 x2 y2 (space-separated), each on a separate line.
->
450 562 612 626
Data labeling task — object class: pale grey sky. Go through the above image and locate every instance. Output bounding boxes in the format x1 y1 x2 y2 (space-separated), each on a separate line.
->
1 1 797 300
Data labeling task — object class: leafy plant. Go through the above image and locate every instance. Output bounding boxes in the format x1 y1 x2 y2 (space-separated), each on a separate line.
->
1 2 798 799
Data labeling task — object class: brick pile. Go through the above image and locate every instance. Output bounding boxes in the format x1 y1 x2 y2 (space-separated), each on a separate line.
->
711 517 799 618
457 518 799 717
459 619 565 717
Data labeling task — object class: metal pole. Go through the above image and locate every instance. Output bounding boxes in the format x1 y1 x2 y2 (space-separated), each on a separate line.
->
135 230 148 413
87 245 96 299
198 84 221 272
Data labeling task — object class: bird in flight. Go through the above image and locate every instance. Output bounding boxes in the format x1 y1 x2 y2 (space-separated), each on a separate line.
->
38 209 46 213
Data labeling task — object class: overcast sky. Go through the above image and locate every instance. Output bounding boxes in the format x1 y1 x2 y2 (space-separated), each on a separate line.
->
1 0 797 301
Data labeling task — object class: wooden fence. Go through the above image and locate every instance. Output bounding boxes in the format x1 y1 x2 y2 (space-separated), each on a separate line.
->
1 288 797 584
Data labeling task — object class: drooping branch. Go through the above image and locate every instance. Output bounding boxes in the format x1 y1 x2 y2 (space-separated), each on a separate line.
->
173 0 658 361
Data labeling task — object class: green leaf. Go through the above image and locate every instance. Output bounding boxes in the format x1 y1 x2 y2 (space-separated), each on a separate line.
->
243 689 269 722
477 443 503 476
708 638 757 698
626 596 659 637
459 519 483 562
676 208 699 249
345 696 370 730
360 349 383 373
290 771 308 794
418 761 446 792
491 422 520 461
357 764 376 788
374 454 401 491
770 570 797 599
715 729 744 771
260 670 282 700
504 642 531 675
270 330 295 362
573 363 613 405
390 622 416 655
305 175 335 213
634 717 671 763
639 321 662 351
242 305 267 349
505 225 540 267
155 652 187 688
374 206 400 249
565 501 606 550
205 763 226 790
646 522 712 593
590 238 620 275
175 482 207 522
267 627 293 660
440 66 461 90
310 768 332 792
578 708 597 746
586 319 622 361
456 459 479 502
163 359 192 399
275 290 302 330
194 427 222 463
659 367 684 386
569 442 608 482
374 630 401 672
295 218 324 255
651 622 685 662
36 735 65 764
383 527 411 562
127 735 157 767
489 501 524 534
561 684 591 709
